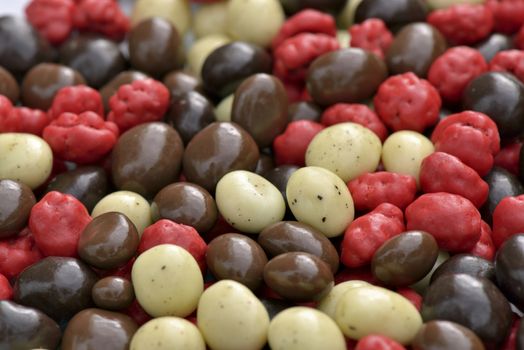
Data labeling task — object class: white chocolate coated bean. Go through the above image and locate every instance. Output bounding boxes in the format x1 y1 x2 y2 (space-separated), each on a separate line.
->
317 280 370 319
130 317 206 350
193 2 229 38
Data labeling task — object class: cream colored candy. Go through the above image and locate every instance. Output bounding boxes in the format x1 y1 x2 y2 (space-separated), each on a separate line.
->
337 0 364 29
215 170 285 233
193 2 228 38
92 191 152 236
226 0 285 47
317 280 369 319
130 317 206 350
188 34 231 77
197 280 269 350
214 94 234 122
337 30 350 48
411 250 450 294
268 307 346 350
131 0 191 35
286 167 354 238
335 285 423 344
132 244 203 318
306 122 382 182
427 0 484 9
0 133 52 189
381 130 434 186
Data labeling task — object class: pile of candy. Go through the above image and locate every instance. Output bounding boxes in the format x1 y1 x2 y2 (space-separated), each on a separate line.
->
1 0 524 349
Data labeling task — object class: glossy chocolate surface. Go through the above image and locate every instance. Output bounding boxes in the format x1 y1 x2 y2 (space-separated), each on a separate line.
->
0 179 35 239
355 0 428 29
163 70 203 101
496 234 524 312
482 167 524 224
92 277 134 311
413 320 485 350
475 33 514 62
288 101 322 122
430 254 495 284
0 65 19 103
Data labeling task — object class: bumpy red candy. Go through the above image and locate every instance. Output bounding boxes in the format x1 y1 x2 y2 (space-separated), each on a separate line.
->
374 72 441 132
74 0 129 40
486 0 524 34
427 4 494 45
48 85 104 120
406 192 481 252
0 95 12 117
138 219 207 272
516 25 524 50
43 111 119 164
29 191 92 257
355 335 406 350
0 107 50 135
123 299 152 326
0 274 12 300
396 287 422 311
0 228 43 279
25 0 75 45
273 33 339 83
420 152 489 208
321 104 388 142
492 194 524 247
341 203 405 268
273 120 324 166
335 267 381 286
428 47 488 104
349 18 394 59
468 220 495 261
494 142 521 175
489 50 524 83
271 9 337 50
108 78 170 132
502 318 520 350
348 172 417 211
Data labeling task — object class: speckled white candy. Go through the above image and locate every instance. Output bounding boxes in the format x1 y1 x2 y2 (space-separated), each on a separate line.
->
215 170 285 234
197 280 269 350
286 166 354 238
306 122 382 182
0 133 52 189
132 244 203 318
193 2 229 38
268 307 346 350
188 34 231 78
130 317 206 350
131 0 191 35
381 130 435 187
335 285 423 344
317 280 370 319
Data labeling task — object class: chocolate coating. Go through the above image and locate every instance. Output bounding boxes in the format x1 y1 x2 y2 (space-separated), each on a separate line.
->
386 23 447 78
201 41 272 97
152 182 218 233
355 0 428 29
0 179 35 239
183 122 260 192
259 221 339 273
92 277 134 310
263 252 334 301
100 70 149 111
232 74 289 148
60 35 126 88
264 165 299 214
260 298 290 319
476 33 514 62
14 257 98 323
111 122 184 198
518 320 524 350
0 301 61 350
482 167 524 224
280 0 346 14
0 65 19 103
430 254 495 284
45 166 108 212
463 72 524 139
206 233 268 290
288 101 322 122
163 70 203 101
495 234 524 312
422 274 512 347
255 153 275 176
372 231 439 287
78 212 139 270
165 90 216 144
61 308 138 350
21 63 85 110
129 17 180 78
413 320 485 350
0 16 54 79
307 48 387 107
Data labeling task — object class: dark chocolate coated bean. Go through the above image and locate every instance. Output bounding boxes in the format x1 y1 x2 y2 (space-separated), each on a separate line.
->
255 153 276 176
475 33 514 63
163 70 203 101
0 179 35 239
481 167 524 225
412 320 485 350
355 0 428 29
260 298 290 319
92 277 134 311
279 0 346 14
496 234 524 312
517 319 524 350
430 254 495 284
288 101 322 122
264 165 299 215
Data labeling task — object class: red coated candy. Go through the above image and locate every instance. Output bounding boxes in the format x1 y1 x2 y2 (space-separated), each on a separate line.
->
271 9 336 50
43 111 119 164
108 78 170 132
355 335 406 350
321 104 388 142
138 219 207 272
25 0 75 45
396 287 422 311
486 0 524 34
29 191 92 257
349 18 394 59
0 274 12 300
74 0 129 41
427 4 494 45
348 172 417 211
494 142 521 176
501 318 520 350
273 33 339 83
123 299 152 326
0 228 43 279
489 50 524 83
48 85 104 120
516 25 524 50
341 203 405 268
334 267 381 286
374 72 441 132
0 94 13 118
428 47 488 104
0 96 51 136
273 120 324 166
492 194 524 247
419 152 489 208
405 192 481 253
468 220 495 261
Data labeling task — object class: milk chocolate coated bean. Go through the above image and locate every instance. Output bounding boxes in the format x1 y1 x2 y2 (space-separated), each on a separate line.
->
92 277 134 311
482 167 524 224
0 179 35 239
0 65 19 103
413 320 485 350
355 0 428 29
163 70 203 101
288 101 322 122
